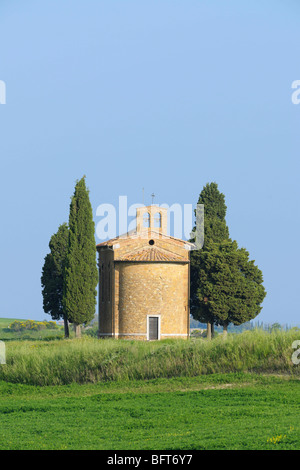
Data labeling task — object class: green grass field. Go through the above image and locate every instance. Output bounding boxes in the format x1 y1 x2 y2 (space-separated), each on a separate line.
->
0 321 299 450
0 373 299 450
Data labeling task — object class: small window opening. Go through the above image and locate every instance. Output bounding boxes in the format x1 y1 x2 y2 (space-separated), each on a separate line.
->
149 239 155 245
143 212 150 228
154 212 161 228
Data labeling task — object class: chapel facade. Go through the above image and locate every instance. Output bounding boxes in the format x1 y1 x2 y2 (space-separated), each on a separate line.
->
96 205 194 340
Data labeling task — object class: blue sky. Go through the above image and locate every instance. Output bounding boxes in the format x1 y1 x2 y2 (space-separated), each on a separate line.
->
0 0 299 325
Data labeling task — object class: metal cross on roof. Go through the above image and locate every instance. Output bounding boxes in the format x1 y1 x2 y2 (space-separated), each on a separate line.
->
151 193 155 204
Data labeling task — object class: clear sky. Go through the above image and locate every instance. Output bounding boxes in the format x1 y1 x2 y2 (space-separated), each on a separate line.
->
0 0 299 325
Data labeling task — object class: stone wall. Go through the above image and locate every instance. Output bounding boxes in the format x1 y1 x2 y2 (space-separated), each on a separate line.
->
113 262 189 340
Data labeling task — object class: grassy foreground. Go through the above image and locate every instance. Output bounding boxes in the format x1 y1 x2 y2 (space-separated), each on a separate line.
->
0 329 299 450
0 373 299 450
0 329 299 385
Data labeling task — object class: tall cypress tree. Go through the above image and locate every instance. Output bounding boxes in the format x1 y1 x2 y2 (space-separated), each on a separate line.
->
190 182 230 337
41 223 70 337
198 181 230 247
63 176 98 337
190 182 266 337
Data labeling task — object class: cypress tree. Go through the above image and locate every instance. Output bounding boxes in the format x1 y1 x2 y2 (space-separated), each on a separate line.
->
194 239 266 336
190 182 266 337
197 181 230 247
62 176 98 337
41 223 70 337
190 182 230 336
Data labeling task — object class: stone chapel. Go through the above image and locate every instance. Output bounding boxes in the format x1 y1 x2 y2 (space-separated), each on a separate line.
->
96 205 194 340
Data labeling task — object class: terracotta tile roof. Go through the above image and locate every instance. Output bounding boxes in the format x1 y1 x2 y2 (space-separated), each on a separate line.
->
119 246 185 262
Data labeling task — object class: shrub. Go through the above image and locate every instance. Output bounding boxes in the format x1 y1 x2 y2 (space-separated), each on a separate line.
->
9 320 58 332
45 321 58 329
9 321 25 332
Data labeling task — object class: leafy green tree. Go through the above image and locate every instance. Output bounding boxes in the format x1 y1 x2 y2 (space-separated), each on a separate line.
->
41 223 70 337
62 176 98 337
190 182 266 337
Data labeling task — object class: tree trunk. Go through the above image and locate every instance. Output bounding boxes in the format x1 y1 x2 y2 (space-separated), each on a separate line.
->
223 324 228 338
63 316 69 338
73 323 81 338
211 323 215 338
207 322 211 340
